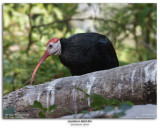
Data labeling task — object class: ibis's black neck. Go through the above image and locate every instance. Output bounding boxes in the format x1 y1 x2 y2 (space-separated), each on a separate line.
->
60 38 68 55
59 38 76 56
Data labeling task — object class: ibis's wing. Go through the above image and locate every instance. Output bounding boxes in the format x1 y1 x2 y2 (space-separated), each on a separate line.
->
96 36 119 68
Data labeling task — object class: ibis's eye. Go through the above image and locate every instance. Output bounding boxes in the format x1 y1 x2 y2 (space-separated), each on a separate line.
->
49 45 53 49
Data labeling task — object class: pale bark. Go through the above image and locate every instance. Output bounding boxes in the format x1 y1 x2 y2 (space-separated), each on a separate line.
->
3 60 157 118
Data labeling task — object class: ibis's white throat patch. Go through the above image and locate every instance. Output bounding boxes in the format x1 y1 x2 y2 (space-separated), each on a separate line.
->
47 40 61 55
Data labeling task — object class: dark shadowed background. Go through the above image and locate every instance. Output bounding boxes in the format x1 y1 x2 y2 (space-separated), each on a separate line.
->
3 3 157 95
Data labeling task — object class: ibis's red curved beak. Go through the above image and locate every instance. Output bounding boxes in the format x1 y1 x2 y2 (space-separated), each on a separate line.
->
30 50 50 85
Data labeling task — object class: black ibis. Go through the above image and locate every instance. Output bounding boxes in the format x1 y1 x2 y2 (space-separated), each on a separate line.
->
30 33 119 84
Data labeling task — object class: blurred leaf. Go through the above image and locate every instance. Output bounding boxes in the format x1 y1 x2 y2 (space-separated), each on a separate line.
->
3 106 15 115
112 111 125 118
118 103 133 111
124 101 134 106
80 110 90 114
49 104 57 112
42 108 47 113
103 106 114 113
74 87 89 97
106 98 121 106
38 111 46 118
61 108 74 115
138 7 151 25
90 94 107 109
80 97 86 102
31 101 43 109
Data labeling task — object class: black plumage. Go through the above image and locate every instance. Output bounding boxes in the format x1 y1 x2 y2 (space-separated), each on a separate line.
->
59 33 119 76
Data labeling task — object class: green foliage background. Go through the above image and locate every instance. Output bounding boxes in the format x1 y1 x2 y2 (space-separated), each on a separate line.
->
3 3 157 95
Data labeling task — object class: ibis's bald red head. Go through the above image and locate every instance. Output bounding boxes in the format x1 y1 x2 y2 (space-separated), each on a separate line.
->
30 38 61 85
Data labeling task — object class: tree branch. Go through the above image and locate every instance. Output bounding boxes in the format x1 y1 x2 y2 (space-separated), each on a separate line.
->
142 41 157 54
3 60 157 118
26 4 33 54
31 17 119 29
